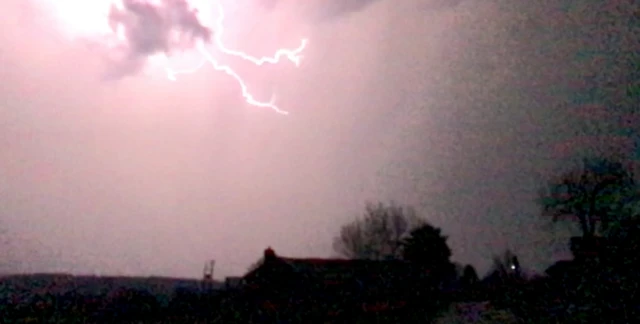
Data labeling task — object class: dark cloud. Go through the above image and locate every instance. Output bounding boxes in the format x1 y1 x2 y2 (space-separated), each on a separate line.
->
99 0 467 79
308 0 382 22
417 0 466 11
255 0 382 22
105 0 211 77
298 0 466 22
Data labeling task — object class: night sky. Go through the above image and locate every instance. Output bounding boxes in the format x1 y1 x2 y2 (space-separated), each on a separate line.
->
0 0 637 279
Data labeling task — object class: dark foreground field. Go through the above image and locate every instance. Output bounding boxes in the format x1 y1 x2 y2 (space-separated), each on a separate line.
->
0 273 466 323
2 271 639 323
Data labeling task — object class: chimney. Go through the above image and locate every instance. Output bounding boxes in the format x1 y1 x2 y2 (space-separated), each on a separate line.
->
264 247 276 261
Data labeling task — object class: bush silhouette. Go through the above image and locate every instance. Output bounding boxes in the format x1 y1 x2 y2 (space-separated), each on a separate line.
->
98 287 161 322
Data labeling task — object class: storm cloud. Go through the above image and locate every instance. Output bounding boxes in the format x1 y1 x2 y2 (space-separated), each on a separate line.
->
105 0 211 77
94 0 467 78
266 0 467 23
307 0 383 22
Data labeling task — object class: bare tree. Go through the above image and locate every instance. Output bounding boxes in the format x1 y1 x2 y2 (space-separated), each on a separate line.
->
482 249 524 287
491 250 521 279
538 156 638 238
333 202 422 260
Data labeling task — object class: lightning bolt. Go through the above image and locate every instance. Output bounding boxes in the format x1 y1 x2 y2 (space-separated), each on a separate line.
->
166 1 308 115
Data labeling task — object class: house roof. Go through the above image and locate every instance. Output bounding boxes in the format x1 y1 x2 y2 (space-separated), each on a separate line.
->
280 257 414 273
544 260 578 278
244 248 422 282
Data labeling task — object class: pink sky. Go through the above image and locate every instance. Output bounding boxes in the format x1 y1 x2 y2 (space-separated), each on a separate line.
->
0 0 637 279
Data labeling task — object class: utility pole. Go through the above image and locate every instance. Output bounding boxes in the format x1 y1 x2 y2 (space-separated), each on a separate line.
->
202 260 215 291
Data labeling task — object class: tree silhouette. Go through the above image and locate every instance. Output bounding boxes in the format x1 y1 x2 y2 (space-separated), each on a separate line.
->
333 202 422 260
401 223 452 265
401 223 455 284
487 250 522 281
604 215 640 265
460 264 479 287
538 156 638 238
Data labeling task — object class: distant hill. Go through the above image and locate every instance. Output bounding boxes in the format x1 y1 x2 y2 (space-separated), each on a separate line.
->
0 273 223 305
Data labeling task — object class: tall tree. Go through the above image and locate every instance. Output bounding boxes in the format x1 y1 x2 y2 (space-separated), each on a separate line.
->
401 223 456 284
401 223 452 265
333 202 422 260
461 264 479 286
538 156 638 238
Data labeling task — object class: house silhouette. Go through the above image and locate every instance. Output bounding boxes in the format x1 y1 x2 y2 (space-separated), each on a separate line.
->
234 247 440 317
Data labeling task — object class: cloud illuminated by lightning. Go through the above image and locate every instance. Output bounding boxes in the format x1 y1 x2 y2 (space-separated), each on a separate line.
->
44 0 308 115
